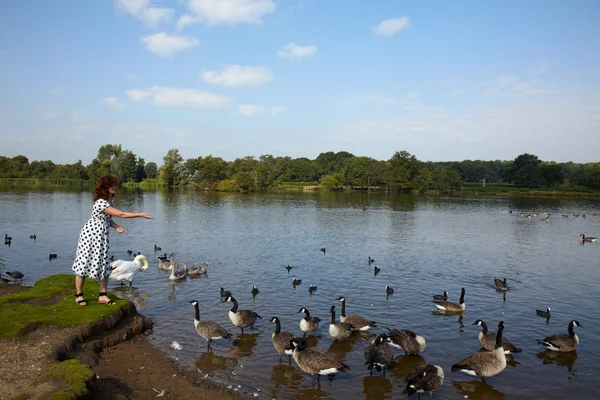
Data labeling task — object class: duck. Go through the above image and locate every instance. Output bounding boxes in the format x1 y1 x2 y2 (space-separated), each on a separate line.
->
364 334 394 376
270 317 294 362
373 266 381 275
156 252 168 262
580 233 597 243
432 291 448 301
473 319 521 354
127 249 133 255
220 287 232 298
308 285 317 294
4 234 12 244
385 285 394 295
433 288 465 312
336 296 376 331
109 255 149 286
154 244 162 251
452 321 507 383
292 278 302 286
189 300 232 349
494 278 508 291
536 307 551 318
320 247 326 254
187 263 208 276
6 271 24 283
49 253 58 260
158 252 175 271
328 305 353 340
538 320 582 352
30 234 36 240
285 264 293 272
368 256 375 264
251 286 259 297
403 364 444 398
168 262 187 281
223 296 261 333
297 307 321 335
388 328 427 355
289 337 349 382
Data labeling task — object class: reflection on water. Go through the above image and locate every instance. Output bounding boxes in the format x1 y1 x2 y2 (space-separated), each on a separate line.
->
452 380 505 400
537 350 578 376
432 310 465 331
2 189 600 399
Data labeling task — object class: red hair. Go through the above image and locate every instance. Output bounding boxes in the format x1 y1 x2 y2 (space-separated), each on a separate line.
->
94 176 119 202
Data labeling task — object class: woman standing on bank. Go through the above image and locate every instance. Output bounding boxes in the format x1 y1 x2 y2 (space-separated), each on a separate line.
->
73 176 152 306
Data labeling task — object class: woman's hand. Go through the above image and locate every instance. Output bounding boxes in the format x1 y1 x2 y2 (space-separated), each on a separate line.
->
116 227 125 233
141 212 153 219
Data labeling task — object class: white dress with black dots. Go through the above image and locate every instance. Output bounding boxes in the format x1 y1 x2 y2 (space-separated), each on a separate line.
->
72 199 113 280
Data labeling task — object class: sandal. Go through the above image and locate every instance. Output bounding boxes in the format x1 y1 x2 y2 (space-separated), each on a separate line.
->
75 292 87 306
98 292 116 305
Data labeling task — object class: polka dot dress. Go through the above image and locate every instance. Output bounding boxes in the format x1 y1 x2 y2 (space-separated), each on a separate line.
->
72 198 113 280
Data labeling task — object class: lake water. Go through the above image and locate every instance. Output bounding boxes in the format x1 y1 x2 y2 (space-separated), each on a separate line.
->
1 185 599 399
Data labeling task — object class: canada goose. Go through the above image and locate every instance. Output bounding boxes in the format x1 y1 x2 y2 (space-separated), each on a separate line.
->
538 320 582 352
336 296 376 331
289 337 349 382
374 266 380 275
49 253 57 260
473 319 521 354
168 262 187 281
30 234 36 240
6 271 24 283
188 263 208 276
224 296 261 333
109 255 149 286
536 308 551 318
189 300 232 349
320 247 326 254
388 328 427 355
251 286 259 297
434 288 465 312
285 264 293 272
364 334 394 376
452 321 507 382
220 287 232 298
403 364 444 399
270 317 294 362
385 285 394 295
297 307 321 335
494 278 508 291
328 305 353 340
292 278 302 286
368 256 375 264
432 291 448 301
580 233 597 243
308 285 317 294
154 244 162 251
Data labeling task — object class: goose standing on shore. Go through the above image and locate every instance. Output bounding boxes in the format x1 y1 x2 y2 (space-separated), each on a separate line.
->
270 317 294 362
109 255 149 286
403 364 444 399
224 296 261 333
538 320 582 352
452 321 507 382
297 307 321 335
434 288 465 312
189 300 232 349
290 337 349 382
364 334 394 376
336 296 376 331
473 319 521 354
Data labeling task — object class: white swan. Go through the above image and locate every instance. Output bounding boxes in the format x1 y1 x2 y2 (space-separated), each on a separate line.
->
109 255 149 286
169 262 187 281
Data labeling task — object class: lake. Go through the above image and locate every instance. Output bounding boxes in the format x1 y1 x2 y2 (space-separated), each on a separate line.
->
1 184 599 399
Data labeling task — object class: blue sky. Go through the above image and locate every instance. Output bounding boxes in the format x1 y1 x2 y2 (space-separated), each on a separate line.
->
1 0 599 165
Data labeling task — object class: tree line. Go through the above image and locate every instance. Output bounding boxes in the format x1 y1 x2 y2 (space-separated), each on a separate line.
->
1 145 599 192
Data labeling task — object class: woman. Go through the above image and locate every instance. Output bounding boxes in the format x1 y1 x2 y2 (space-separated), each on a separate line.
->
73 176 152 306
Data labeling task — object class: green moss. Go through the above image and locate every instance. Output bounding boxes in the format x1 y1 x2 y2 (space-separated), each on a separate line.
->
0 274 127 337
42 359 95 400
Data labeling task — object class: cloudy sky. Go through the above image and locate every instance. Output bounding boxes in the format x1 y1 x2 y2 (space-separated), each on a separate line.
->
1 0 599 165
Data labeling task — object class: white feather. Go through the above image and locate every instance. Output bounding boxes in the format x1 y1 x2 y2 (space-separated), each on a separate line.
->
109 255 149 284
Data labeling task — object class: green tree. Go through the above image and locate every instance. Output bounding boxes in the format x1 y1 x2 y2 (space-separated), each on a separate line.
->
111 150 138 183
540 162 565 187
144 162 158 179
159 149 184 186
506 153 544 186
320 172 344 191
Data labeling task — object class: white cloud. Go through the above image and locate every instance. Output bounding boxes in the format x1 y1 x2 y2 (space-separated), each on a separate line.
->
48 88 63 96
271 106 286 115
35 105 58 119
373 16 410 37
277 43 317 60
484 74 555 98
114 0 173 28
183 0 276 26
176 14 200 30
101 97 125 111
125 87 232 109
140 33 199 57
202 65 272 87
238 105 267 116
125 73 136 80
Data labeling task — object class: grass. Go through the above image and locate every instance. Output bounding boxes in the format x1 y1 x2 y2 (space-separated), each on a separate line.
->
0 274 127 338
42 359 95 400
460 182 600 197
